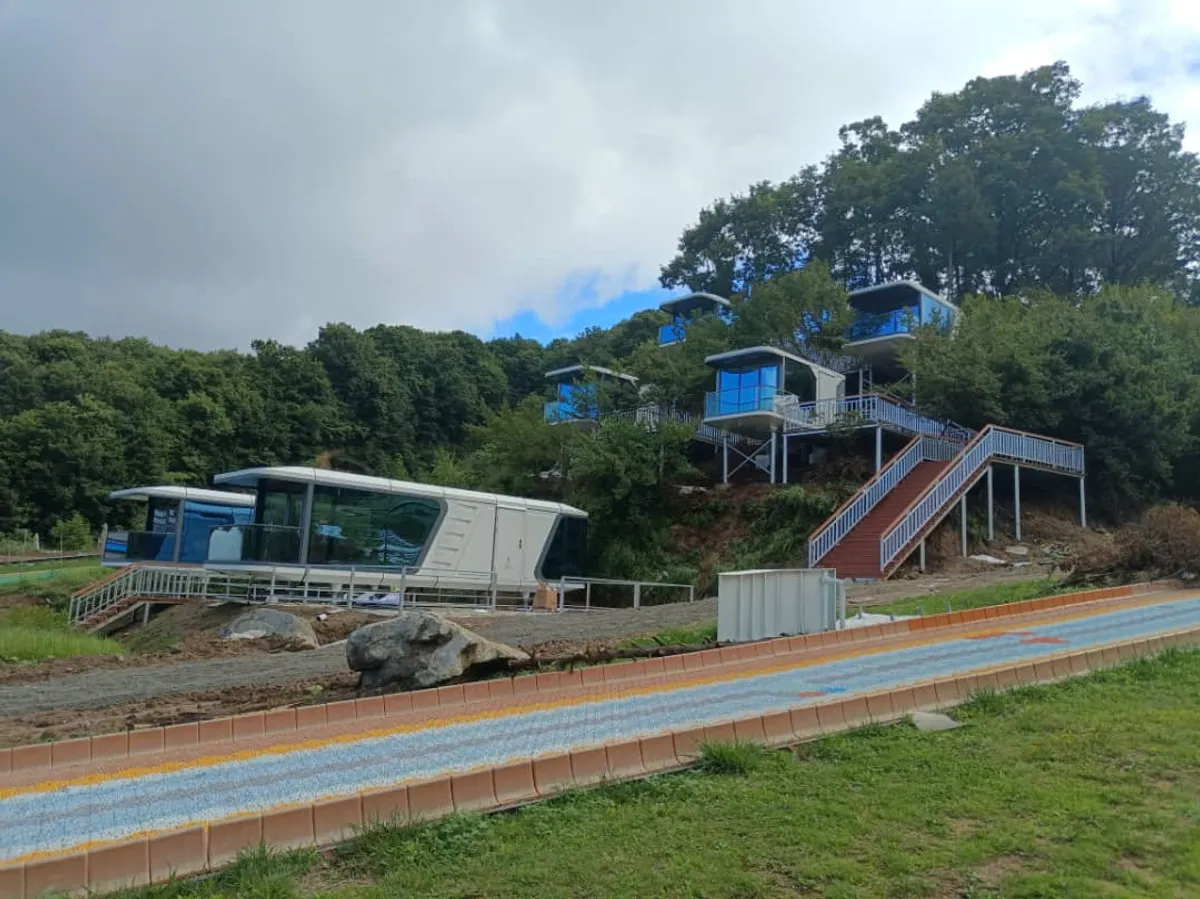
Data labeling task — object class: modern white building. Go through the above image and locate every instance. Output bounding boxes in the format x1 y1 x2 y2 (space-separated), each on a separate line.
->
206 466 588 594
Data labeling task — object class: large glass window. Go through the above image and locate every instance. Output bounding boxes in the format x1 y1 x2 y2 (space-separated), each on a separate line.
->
715 364 778 414
538 515 588 580
307 486 442 569
145 499 178 534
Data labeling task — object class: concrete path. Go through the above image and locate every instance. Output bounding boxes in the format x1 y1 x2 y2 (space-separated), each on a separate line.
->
1 587 1198 897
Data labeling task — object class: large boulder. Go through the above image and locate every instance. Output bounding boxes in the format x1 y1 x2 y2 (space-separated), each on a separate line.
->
221 607 319 650
346 610 529 692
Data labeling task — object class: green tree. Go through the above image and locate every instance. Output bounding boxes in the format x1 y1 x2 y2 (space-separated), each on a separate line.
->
49 513 94 551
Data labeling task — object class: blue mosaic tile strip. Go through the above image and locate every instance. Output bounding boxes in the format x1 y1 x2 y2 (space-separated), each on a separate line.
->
1 594 1197 862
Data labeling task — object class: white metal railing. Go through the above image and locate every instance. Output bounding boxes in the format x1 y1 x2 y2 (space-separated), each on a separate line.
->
878 425 1085 572
558 576 696 610
806 435 960 567
69 560 704 627
609 404 764 450
68 565 214 627
782 393 974 442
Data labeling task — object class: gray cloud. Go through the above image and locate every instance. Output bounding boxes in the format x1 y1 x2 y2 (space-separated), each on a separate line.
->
0 0 1196 349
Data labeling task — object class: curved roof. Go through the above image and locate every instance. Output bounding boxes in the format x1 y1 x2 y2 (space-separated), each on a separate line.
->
659 292 732 315
703 345 841 378
108 486 257 507
848 280 957 310
213 466 588 518
544 364 638 385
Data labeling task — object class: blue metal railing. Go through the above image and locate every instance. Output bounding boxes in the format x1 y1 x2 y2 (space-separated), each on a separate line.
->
878 426 1085 573
846 307 919 341
543 399 599 423
704 386 785 418
658 323 687 345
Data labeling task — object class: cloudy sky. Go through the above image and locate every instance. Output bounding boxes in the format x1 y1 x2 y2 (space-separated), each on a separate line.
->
1 0 1198 350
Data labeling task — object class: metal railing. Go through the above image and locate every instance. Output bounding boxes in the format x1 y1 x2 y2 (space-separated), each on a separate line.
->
207 523 302 565
878 425 1085 573
558 576 695 610
68 565 213 627
781 393 975 442
846 307 919 341
69 559 704 627
704 386 795 419
608 404 764 450
807 435 961 567
102 529 176 565
658 322 687 345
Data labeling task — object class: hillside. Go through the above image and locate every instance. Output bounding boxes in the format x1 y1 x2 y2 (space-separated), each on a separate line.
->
2 61 1200 581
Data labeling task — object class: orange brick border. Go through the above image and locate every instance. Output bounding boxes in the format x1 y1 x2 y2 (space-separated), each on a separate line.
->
1 618 1195 899
0 580 1171 780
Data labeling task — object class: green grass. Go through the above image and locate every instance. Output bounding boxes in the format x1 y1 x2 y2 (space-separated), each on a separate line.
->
0 605 124 662
868 577 1063 618
118 649 1200 899
0 561 106 606
618 620 717 650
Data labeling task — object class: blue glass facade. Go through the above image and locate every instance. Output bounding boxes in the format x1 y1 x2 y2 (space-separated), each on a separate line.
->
845 295 956 341
105 500 254 564
706 363 780 417
543 383 599 422
657 322 687 345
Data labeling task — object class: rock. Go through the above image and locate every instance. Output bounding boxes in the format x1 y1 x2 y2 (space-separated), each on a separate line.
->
969 553 1007 565
1005 545 1030 557
911 711 961 732
221 608 319 650
346 610 529 692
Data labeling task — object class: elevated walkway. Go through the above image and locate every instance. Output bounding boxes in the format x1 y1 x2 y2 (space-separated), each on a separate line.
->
809 427 1086 580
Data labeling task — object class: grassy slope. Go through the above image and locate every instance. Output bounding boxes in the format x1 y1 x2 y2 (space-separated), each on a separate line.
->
0 563 121 661
122 649 1200 899
867 577 1062 617
0 605 124 662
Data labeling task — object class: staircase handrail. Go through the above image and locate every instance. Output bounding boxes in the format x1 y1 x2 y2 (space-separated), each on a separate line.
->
878 425 1085 574
807 435 922 567
68 564 145 625
806 434 962 568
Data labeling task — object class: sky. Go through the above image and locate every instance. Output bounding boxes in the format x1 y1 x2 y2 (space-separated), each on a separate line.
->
1 0 1199 350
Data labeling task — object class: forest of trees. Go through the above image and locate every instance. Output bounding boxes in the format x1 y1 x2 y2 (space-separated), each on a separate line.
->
3 62 1200 575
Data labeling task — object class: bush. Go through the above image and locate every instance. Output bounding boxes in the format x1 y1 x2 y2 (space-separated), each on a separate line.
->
48 513 94 552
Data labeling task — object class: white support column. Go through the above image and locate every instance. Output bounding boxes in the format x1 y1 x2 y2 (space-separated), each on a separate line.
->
1079 477 1087 528
874 427 883 472
918 539 926 572
986 464 994 541
1013 464 1022 543
782 434 789 485
769 429 777 485
298 481 315 565
722 435 729 484
172 499 186 563
960 493 968 556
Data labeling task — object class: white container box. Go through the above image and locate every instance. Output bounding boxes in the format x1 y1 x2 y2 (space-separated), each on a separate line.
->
717 568 840 643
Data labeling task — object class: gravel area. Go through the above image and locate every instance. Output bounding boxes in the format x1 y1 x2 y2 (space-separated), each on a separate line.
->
0 600 719 717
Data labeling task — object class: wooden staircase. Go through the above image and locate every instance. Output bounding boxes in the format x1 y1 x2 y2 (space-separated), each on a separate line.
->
819 460 949 579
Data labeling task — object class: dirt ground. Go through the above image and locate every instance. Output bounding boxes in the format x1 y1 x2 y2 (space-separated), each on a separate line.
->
0 503 1091 748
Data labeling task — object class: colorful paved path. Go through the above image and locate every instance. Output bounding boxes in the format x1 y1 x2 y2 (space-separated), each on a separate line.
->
2 588 1199 874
